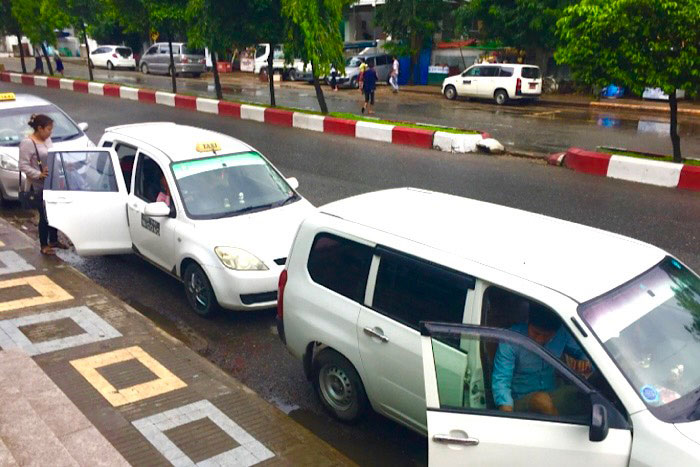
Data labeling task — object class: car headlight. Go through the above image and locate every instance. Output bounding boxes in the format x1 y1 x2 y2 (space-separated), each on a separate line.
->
215 247 268 271
0 154 19 172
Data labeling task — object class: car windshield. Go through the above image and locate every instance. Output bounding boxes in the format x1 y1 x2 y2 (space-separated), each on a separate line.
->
171 151 297 219
115 47 131 57
346 57 363 67
522 67 541 79
579 257 700 423
182 45 204 56
0 104 82 147
255 45 267 58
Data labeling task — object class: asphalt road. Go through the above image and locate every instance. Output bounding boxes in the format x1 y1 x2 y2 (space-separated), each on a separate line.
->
3 57 700 157
1 82 699 466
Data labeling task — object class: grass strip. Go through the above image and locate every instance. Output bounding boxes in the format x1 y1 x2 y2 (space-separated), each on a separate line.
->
597 146 700 167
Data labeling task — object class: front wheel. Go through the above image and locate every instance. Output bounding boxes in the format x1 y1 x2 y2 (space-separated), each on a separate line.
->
313 349 368 423
444 85 457 100
494 89 508 105
141 63 149 74
183 263 218 317
287 69 298 81
107 61 114 70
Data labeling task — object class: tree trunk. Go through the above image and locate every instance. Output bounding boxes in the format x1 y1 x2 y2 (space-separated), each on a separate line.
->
211 49 222 99
408 52 416 85
16 34 26 74
82 27 93 82
669 90 682 163
311 61 328 114
267 46 275 107
167 35 177 93
534 47 550 77
41 43 54 75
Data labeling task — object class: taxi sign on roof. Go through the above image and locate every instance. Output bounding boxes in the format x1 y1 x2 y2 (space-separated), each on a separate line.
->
0 93 16 101
196 142 221 152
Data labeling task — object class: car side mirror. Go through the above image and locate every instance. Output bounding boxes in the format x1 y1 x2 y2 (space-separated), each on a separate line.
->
144 202 171 218
589 403 609 442
78 122 89 132
286 177 299 190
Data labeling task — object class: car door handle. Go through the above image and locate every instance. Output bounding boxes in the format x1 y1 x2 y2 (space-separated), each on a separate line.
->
463 80 471 84
363 327 389 343
48 197 72 204
433 434 479 446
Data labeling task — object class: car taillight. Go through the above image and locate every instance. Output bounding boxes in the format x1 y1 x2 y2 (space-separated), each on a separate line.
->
182 57 189 64
277 269 288 320
112 53 118 58
516 78 522 94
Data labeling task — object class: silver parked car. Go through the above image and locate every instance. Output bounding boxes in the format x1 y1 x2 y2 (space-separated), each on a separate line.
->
336 53 393 88
139 42 206 77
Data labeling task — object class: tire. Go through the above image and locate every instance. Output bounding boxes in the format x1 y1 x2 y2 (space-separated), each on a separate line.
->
183 263 218 317
287 69 298 81
107 61 114 70
313 349 368 423
444 85 457 100
494 89 508 105
141 63 149 74
350 76 358 89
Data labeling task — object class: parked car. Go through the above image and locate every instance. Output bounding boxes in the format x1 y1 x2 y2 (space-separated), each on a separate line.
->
277 187 700 465
89 45 136 70
140 43 206 77
442 64 542 105
0 93 93 203
336 53 393 88
42 123 314 316
253 43 312 81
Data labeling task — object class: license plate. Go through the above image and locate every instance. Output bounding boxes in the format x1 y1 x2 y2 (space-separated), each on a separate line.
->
529 83 536 89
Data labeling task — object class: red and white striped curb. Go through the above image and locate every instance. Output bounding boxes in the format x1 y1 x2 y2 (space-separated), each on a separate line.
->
562 147 700 192
1 71 491 154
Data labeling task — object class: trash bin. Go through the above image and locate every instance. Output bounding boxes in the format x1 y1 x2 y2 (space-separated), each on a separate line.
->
216 61 231 73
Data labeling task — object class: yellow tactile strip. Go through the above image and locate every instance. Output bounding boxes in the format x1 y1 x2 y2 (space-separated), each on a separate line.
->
70 346 187 407
0 275 73 313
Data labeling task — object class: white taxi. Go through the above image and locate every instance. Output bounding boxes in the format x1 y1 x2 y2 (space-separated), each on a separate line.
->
0 92 92 203
43 123 315 316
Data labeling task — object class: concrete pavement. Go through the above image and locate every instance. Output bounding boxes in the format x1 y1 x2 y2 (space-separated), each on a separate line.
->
0 217 352 466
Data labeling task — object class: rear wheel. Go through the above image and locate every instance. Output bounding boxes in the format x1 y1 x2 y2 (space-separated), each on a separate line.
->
141 63 149 74
444 85 457 100
494 89 508 105
350 76 358 89
287 69 298 81
313 349 368 423
183 263 218 317
107 61 114 70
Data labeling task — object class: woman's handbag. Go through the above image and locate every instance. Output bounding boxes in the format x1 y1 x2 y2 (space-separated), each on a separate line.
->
18 141 43 210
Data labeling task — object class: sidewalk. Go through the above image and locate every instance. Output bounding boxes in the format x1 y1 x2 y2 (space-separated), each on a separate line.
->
0 217 352 466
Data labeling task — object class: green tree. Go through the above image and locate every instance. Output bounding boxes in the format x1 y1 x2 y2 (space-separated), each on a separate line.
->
187 0 230 99
146 0 190 93
375 0 445 84
282 0 352 113
556 0 699 162
455 0 574 73
61 0 106 81
0 0 26 73
12 0 70 75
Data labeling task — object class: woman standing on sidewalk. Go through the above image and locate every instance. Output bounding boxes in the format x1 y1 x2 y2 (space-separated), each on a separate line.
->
18 114 67 255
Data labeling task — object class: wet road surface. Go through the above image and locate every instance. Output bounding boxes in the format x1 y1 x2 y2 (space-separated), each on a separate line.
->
1 81 698 466
3 57 700 158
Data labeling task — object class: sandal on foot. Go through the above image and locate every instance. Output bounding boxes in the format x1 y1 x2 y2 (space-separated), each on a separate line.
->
50 241 69 250
40 246 56 256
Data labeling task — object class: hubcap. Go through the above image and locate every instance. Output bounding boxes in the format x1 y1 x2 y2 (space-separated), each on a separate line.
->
187 271 209 310
320 365 354 411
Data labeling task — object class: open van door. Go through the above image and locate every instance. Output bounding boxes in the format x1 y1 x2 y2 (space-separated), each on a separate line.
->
43 148 132 255
420 322 632 466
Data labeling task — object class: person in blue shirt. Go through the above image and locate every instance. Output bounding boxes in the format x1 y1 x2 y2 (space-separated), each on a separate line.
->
492 303 591 416
361 62 378 115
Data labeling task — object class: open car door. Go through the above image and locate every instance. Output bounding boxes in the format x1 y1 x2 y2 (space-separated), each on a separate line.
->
420 322 632 467
43 148 132 255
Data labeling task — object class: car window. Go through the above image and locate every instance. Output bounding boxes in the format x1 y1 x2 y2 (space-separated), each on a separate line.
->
134 153 166 203
0 105 81 147
145 46 158 55
480 67 499 77
307 233 373 302
429 329 591 425
49 151 118 192
372 249 473 329
366 57 376 67
376 55 388 66
115 47 131 57
499 67 514 77
114 143 137 193
346 56 363 67
182 45 204 55
521 67 541 79
93 47 104 54
158 45 170 55
464 67 481 77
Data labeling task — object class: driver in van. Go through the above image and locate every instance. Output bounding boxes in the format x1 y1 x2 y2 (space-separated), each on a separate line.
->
492 303 592 416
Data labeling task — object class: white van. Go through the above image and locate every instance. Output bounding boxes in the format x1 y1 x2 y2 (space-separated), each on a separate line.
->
253 43 312 81
442 64 542 104
277 188 700 466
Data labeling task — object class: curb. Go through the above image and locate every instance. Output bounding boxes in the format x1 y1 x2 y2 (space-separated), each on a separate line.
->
561 147 700 192
1 71 492 155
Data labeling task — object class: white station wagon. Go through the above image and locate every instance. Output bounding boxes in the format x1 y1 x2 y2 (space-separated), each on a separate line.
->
43 123 314 316
278 188 700 466
442 64 542 104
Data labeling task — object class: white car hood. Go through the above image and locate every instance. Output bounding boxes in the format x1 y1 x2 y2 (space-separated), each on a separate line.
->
676 420 700 446
196 198 315 264
1 135 94 161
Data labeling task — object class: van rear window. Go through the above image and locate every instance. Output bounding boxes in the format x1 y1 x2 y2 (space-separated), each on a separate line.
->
307 233 373 302
521 67 541 79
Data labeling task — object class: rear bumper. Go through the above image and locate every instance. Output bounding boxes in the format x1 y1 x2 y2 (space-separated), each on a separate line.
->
0 168 20 201
111 59 136 68
176 63 206 74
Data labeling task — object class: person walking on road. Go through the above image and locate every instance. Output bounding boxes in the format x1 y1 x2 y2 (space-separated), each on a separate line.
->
361 62 378 115
33 47 44 74
18 114 68 255
54 54 64 76
390 56 400 93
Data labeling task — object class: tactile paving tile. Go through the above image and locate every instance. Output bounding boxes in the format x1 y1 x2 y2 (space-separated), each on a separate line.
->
0 275 73 313
0 251 34 276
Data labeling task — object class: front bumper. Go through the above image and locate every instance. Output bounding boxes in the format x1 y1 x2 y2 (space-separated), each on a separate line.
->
0 168 21 201
205 264 281 311
176 63 206 74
